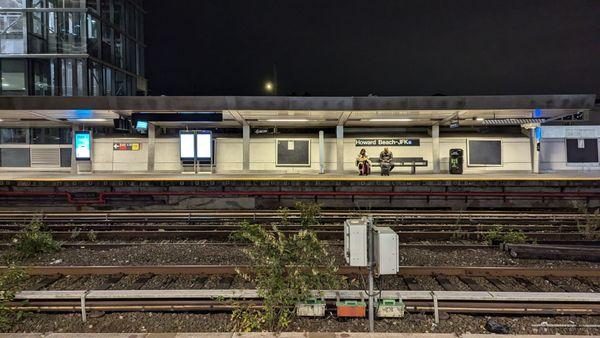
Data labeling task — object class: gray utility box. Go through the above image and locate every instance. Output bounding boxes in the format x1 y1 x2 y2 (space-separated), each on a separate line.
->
374 226 399 275
344 218 368 267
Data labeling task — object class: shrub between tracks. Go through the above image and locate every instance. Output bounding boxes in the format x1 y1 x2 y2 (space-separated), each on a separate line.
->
231 221 344 332
11 220 61 259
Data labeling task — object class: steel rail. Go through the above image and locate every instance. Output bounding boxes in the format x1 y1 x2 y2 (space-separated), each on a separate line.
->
5 265 599 278
0 230 595 242
11 290 600 315
0 189 598 205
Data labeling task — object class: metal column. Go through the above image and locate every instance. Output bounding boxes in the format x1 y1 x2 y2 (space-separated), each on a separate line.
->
242 124 250 172
336 125 344 174
432 124 440 174
530 128 540 174
319 130 325 174
70 124 79 174
147 123 156 172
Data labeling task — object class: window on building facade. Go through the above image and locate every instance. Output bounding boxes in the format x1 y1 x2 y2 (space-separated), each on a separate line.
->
0 59 26 95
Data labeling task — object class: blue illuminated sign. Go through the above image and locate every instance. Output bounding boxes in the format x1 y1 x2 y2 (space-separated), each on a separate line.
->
74 131 92 160
534 108 542 118
535 127 542 141
135 120 148 130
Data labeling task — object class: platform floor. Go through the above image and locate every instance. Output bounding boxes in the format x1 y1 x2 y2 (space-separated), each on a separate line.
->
0 170 598 181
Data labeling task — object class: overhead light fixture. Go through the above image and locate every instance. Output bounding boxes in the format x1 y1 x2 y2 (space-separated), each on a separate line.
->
71 118 108 122
368 118 413 122
0 119 3 122
475 117 485 121
266 119 310 122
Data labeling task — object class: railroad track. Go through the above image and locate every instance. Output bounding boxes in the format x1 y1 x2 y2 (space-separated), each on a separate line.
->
12 289 600 316
0 210 592 225
8 265 600 293
0 210 597 242
0 229 595 242
7 265 600 316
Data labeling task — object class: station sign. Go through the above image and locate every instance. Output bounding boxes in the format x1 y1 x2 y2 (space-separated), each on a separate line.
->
113 143 141 151
355 139 420 147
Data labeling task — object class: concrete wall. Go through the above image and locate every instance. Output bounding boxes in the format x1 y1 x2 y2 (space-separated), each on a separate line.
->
539 126 600 172
92 137 149 172
90 134 534 173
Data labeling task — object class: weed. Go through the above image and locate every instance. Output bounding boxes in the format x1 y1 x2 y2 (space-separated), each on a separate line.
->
87 230 97 242
12 220 61 259
294 202 322 229
572 201 600 240
0 266 28 330
278 206 290 226
231 222 343 332
484 226 528 244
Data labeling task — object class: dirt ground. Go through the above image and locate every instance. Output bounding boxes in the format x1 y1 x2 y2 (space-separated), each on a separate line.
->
3 241 599 268
7 312 600 335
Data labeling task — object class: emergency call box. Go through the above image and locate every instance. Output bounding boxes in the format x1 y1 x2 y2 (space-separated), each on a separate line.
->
374 226 399 275
344 218 368 267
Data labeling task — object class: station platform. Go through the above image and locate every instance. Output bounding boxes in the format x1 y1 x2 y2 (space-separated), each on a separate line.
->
0 171 599 182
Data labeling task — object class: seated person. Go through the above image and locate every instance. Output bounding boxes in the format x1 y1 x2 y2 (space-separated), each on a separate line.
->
356 148 372 175
379 147 394 175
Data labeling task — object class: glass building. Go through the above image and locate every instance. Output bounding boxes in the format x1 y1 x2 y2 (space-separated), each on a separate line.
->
0 0 146 96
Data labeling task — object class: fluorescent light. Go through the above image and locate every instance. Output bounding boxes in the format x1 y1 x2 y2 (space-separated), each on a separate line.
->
368 118 413 122
476 117 485 121
266 119 310 122
0 119 3 122
71 118 108 122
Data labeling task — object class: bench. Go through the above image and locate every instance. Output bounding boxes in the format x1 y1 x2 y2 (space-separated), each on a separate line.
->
368 157 428 175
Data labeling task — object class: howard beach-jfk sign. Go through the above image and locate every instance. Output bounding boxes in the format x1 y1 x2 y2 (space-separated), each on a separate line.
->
355 139 420 147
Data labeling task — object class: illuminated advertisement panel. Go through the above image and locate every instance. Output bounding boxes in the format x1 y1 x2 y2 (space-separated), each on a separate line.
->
196 131 212 160
179 131 196 160
74 131 92 161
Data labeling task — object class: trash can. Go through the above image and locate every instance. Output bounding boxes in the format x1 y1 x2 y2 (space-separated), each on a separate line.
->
449 149 464 174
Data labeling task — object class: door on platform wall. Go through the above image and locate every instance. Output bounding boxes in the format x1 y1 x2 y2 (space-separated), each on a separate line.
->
0 127 72 170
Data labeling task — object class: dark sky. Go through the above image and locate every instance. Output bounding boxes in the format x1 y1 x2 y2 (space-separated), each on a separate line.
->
144 0 600 97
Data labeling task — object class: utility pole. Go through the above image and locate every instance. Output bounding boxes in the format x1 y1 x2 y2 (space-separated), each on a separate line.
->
367 215 375 332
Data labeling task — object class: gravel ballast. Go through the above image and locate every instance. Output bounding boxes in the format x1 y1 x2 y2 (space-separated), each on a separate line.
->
4 241 599 268
7 312 600 335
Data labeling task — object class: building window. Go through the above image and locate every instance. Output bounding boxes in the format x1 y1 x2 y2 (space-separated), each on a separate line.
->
0 128 28 144
87 14 100 57
0 11 25 54
30 128 72 144
88 60 102 96
0 59 26 95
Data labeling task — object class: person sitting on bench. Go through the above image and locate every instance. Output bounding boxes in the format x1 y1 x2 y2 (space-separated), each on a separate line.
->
356 148 372 176
379 147 395 176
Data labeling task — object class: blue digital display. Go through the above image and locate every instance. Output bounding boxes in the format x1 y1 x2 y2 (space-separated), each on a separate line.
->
74 131 92 160
135 120 148 130
534 108 542 118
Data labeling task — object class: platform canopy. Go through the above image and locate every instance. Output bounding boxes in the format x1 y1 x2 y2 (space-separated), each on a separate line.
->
0 94 595 128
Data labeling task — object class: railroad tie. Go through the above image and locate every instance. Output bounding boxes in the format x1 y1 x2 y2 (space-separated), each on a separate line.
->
458 277 487 291
192 275 209 289
403 276 423 291
513 277 542 292
485 277 512 291
434 275 455 291
97 273 125 290
33 274 62 290
132 273 154 289
546 277 578 292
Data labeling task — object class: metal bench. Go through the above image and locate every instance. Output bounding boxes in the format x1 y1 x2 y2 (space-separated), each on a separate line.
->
369 157 428 175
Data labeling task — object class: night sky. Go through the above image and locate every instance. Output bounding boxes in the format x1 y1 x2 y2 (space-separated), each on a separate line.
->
144 0 600 97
